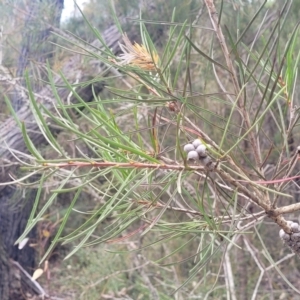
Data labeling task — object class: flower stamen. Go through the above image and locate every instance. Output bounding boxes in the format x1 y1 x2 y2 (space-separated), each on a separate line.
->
118 34 158 71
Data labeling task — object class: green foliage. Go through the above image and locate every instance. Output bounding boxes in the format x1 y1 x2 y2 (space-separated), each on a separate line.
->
4 0 300 298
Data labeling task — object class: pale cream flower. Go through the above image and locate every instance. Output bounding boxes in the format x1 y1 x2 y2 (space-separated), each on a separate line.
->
118 34 159 71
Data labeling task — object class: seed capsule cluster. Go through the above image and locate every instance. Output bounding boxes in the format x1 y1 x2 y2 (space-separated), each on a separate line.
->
184 139 214 170
279 221 300 254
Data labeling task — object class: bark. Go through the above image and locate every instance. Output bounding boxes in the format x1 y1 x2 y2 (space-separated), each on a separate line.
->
13 0 64 110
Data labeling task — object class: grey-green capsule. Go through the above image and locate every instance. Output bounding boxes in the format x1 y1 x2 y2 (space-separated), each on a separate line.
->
184 144 195 152
279 229 290 241
291 222 300 233
196 144 207 157
187 150 199 161
192 139 202 148
291 233 300 241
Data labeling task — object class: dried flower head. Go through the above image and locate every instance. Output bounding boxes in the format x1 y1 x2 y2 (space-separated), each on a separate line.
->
118 34 159 71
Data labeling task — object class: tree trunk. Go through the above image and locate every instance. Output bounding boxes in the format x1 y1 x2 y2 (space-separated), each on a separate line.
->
13 0 64 110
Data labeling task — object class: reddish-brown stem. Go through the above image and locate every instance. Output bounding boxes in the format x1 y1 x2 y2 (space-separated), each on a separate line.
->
40 160 206 171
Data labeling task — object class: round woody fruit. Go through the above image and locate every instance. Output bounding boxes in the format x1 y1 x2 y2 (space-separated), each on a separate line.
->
184 144 195 153
187 150 199 161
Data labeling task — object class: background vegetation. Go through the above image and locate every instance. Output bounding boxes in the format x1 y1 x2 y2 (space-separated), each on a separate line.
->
1 0 300 299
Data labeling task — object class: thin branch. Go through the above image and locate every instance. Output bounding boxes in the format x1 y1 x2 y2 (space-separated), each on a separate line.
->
137 199 265 224
3 155 292 232
223 251 237 300
203 0 264 172
273 202 300 216
244 238 266 300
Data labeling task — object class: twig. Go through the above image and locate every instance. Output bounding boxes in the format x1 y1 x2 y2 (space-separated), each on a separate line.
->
244 238 267 300
20 160 207 172
137 199 265 223
272 146 300 206
203 0 264 171
216 167 291 233
223 251 237 300
273 202 300 216
4 156 292 232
